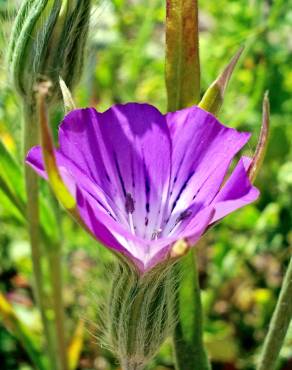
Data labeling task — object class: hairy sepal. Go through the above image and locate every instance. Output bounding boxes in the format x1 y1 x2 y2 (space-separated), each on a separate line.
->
8 0 91 106
98 261 178 370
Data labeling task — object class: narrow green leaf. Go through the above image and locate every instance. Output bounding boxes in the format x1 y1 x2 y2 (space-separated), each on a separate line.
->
199 47 244 116
0 188 25 224
248 92 270 183
0 293 46 370
0 140 26 215
166 0 200 111
0 139 58 241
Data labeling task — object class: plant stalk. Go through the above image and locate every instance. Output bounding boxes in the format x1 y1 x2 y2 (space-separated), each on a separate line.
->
257 254 292 370
173 250 211 370
23 104 57 369
166 0 200 111
48 243 68 370
42 101 68 370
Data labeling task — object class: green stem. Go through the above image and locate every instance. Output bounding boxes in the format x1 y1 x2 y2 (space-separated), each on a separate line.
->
45 113 68 370
257 254 292 370
23 104 57 369
173 250 211 370
48 244 68 370
166 0 200 111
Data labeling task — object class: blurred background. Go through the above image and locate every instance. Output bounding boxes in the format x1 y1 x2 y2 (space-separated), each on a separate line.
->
0 0 292 369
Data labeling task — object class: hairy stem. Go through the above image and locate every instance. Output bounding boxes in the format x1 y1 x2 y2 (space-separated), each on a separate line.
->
23 104 57 369
257 254 292 370
173 250 211 370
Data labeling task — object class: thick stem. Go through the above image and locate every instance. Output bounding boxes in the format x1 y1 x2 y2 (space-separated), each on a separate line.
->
257 255 292 370
166 0 200 111
23 104 57 369
173 250 211 370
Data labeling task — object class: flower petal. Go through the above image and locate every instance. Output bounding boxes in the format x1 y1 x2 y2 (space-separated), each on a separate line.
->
58 104 172 238
210 156 260 223
26 146 47 179
164 106 251 234
76 186 150 271
26 146 125 223
26 104 260 273
27 146 158 272
145 206 215 271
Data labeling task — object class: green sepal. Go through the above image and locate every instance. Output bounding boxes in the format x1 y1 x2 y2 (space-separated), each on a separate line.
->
199 47 244 116
248 92 270 183
8 0 91 106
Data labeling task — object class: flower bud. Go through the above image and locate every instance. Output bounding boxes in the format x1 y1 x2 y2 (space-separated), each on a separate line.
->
100 262 177 370
8 0 91 105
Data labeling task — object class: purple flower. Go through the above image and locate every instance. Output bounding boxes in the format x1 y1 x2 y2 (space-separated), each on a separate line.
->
26 103 259 273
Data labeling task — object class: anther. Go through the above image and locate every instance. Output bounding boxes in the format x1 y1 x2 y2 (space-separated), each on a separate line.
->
125 193 135 235
151 229 162 240
125 193 135 214
175 209 192 226
169 209 193 236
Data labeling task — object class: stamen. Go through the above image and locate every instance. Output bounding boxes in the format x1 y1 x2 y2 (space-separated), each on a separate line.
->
125 193 135 214
125 193 135 235
168 209 192 235
175 209 192 225
129 213 135 235
151 228 162 240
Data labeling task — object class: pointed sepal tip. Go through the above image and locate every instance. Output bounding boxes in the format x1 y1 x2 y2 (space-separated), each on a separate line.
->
248 91 270 183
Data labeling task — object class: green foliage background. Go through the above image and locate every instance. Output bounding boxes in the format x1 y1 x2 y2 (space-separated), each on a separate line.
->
0 0 291 369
